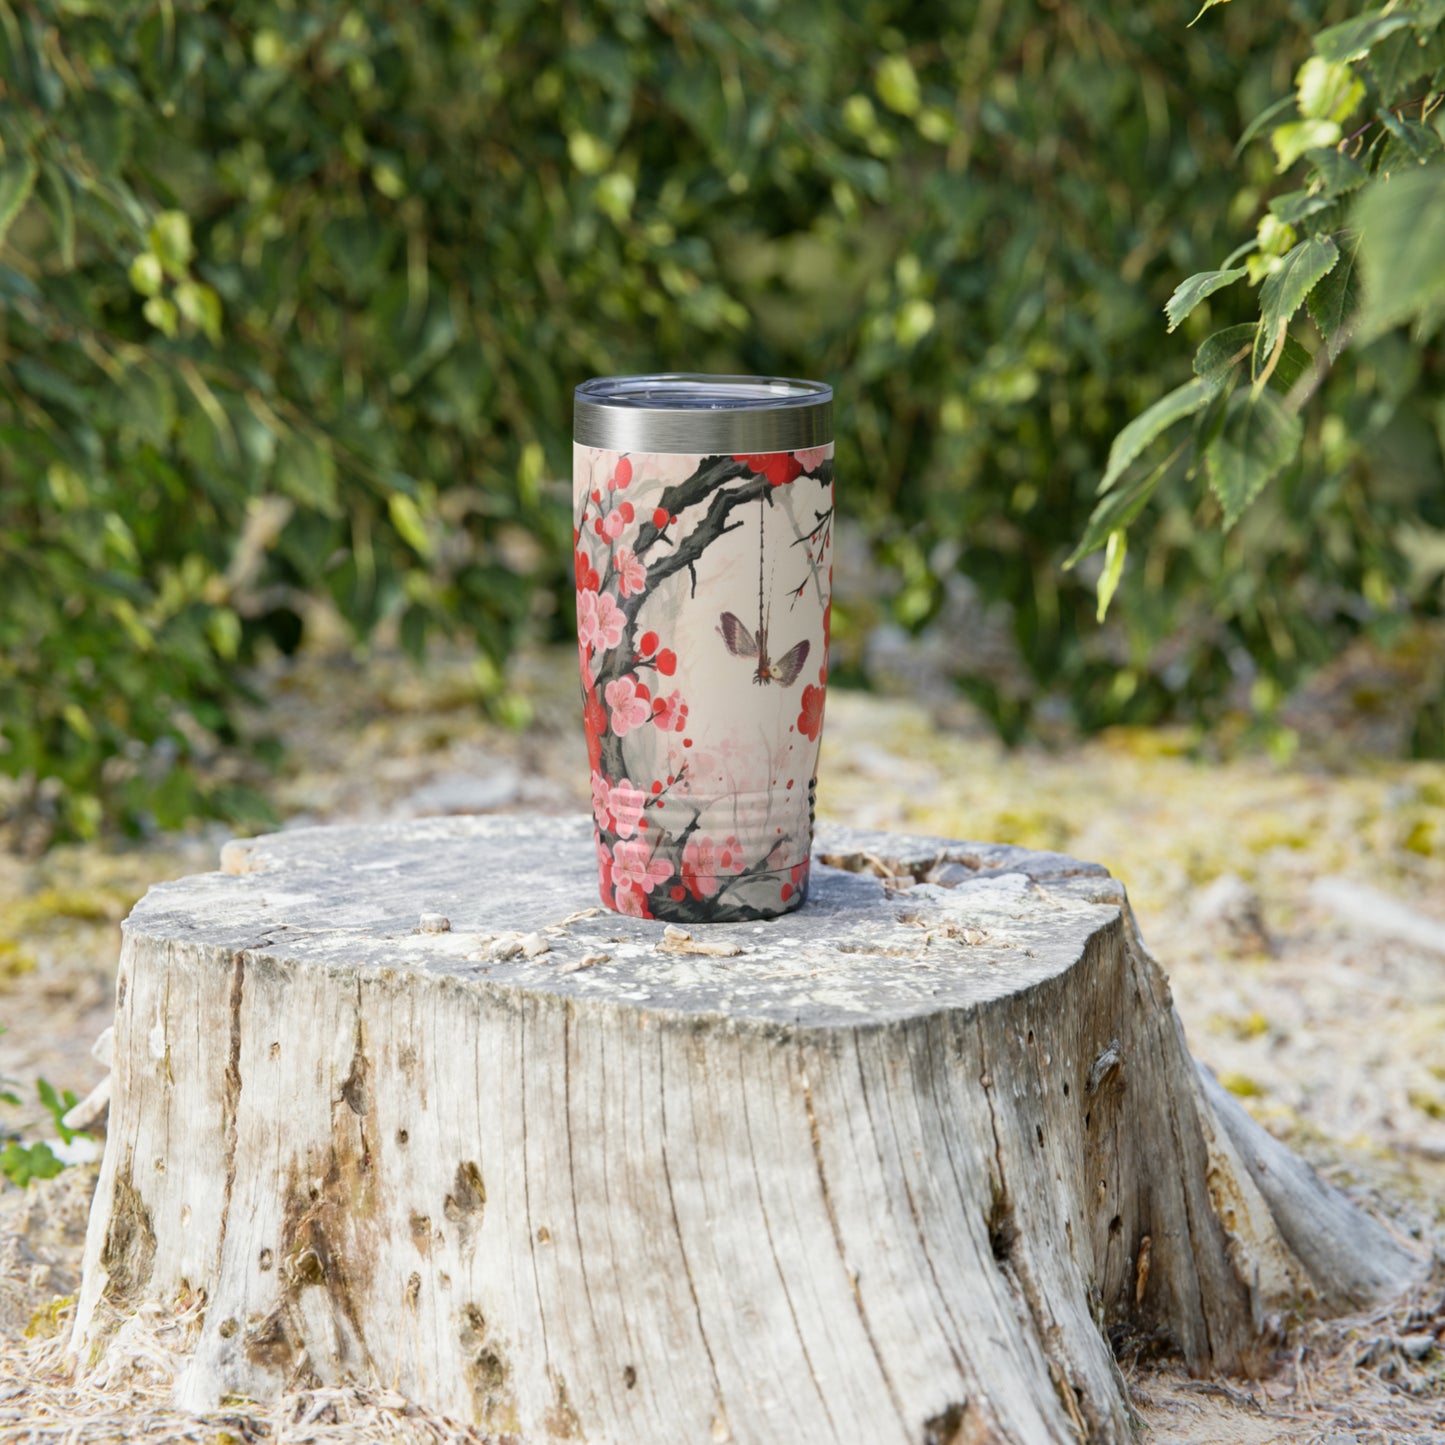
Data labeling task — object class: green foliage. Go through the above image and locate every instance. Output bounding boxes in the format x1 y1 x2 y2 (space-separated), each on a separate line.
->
0 1031 85 1188
0 1139 63 1188
1082 1 1445 742
2 0 1441 832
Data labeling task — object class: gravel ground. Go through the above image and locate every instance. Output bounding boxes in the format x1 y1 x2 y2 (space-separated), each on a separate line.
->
1 647 1442 1442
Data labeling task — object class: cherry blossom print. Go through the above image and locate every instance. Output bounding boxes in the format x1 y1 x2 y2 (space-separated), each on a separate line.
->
577 589 625 653
575 549 600 593
592 774 647 839
611 839 674 896
651 689 688 733
582 686 608 772
780 859 809 904
680 833 746 901
797 682 825 741
604 674 653 736
613 880 650 917
635 630 678 676
614 547 647 597
575 438 832 921
733 451 803 487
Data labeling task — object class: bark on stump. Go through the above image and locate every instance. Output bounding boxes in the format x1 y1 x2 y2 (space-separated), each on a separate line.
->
72 816 1420 1444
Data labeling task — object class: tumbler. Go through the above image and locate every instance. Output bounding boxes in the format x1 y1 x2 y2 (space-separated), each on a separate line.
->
573 375 834 923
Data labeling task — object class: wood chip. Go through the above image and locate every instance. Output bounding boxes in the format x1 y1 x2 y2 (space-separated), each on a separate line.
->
417 913 451 934
520 932 550 958
560 953 610 974
658 925 743 958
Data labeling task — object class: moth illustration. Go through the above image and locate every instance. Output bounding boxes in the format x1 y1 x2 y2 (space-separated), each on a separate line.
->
719 612 810 687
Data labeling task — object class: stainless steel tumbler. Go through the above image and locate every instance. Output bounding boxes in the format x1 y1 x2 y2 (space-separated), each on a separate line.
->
573 375 834 922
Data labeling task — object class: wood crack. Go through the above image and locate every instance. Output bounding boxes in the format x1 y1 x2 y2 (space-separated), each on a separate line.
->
657 1034 724 1412
736 1038 838 1441
798 1054 908 1431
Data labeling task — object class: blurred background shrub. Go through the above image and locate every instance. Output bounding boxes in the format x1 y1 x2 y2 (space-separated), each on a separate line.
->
0 0 1441 840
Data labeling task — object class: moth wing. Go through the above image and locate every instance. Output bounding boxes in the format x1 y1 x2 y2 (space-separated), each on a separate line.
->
773 638 811 686
719 612 758 658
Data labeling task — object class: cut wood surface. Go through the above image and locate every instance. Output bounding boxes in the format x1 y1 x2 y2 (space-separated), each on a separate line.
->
71 816 1421 1444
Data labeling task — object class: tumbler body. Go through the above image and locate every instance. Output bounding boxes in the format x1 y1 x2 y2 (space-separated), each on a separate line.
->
573 375 833 922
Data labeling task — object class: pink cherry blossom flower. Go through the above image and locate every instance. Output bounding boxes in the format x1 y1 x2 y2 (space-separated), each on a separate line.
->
793 445 831 473
602 508 628 540
578 589 626 654
681 835 723 900
575 589 621 658
594 776 646 838
613 880 649 917
651 688 688 733
611 839 674 896
614 547 646 597
604 675 652 736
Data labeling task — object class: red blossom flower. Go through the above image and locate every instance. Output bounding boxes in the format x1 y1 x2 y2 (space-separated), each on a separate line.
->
583 687 608 771
651 689 688 733
575 550 600 593
613 457 633 489
653 507 669 529
733 452 803 487
797 682 825 741
655 648 677 676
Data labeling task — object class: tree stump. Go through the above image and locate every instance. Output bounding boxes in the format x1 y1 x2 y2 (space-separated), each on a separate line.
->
72 816 1420 1444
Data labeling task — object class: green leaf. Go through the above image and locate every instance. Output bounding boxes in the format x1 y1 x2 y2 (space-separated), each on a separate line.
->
1268 189 1332 226
1194 325 1257 380
1099 374 1222 494
175 280 222 344
1314 12 1413 63
0 1140 63 1187
388 490 433 558
142 295 178 337
37 1078 81 1146
1235 94 1297 157
38 165 75 269
1307 238 1360 351
1204 390 1304 528
1374 110 1443 173
1355 166 1445 339
1369 24 1445 106
149 210 194 278
275 433 339 515
1095 530 1127 622
1273 119 1342 172
1259 235 1340 341
1306 146 1368 197
1067 453 1176 566
0 152 37 249
875 55 921 117
1165 267 1248 332
1296 57 1365 124
1250 326 1315 391
128 251 163 296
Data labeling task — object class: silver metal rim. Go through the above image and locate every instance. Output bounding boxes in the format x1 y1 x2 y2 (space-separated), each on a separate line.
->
574 373 833 454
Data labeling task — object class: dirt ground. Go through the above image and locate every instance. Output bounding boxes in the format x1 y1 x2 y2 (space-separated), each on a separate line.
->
1 647 1442 1443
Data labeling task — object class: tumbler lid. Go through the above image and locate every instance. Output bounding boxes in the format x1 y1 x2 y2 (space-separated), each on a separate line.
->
574 373 832 454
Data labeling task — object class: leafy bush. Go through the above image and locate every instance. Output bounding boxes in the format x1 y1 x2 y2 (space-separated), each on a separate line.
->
1073 0 1445 751
1 1 1439 838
